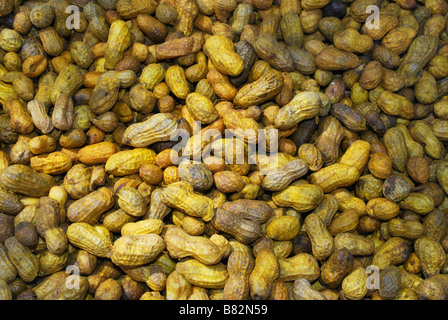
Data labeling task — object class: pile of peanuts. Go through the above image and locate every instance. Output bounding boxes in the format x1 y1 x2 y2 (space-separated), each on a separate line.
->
1 0 448 300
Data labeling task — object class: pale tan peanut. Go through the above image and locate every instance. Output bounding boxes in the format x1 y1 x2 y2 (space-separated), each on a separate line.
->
30 151 72 175
26 100 53 134
338 140 371 173
103 209 137 234
304 213 334 260
309 163 361 193
0 243 17 284
176 259 228 289
222 108 259 144
415 275 448 300
0 164 56 197
105 148 156 176
312 194 339 227
105 20 131 70
77 142 116 165
4 236 39 283
164 225 224 265
67 187 115 224
261 159 309 191
203 35 244 76
249 247 279 300
331 188 366 215
122 264 167 292
399 193 435 215
121 113 179 148
274 91 322 130
233 70 285 109
32 271 89 300
414 236 446 279
116 186 147 217
0 279 12 300
121 219 164 236
111 234 166 268
334 233 375 256
223 250 254 300
266 215 300 241
165 65 190 100
372 237 411 270
37 249 69 277
66 223 113 258
185 92 219 125
160 182 214 221
272 184 324 212
293 278 327 300
278 253 320 282
147 188 172 220
366 198 400 221
165 270 193 300
341 267 368 300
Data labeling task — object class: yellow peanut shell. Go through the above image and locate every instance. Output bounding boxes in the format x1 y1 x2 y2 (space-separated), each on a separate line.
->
175 259 229 289
4 236 39 283
272 184 324 212
203 35 244 76
66 222 113 258
164 225 224 265
249 248 279 300
111 234 166 267
122 113 179 148
105 148 156 176
309 163 361 193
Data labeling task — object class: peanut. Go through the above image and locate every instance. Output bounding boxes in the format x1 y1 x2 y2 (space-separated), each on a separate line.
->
175 259 228 289
249 247 279 300
111 234 166 268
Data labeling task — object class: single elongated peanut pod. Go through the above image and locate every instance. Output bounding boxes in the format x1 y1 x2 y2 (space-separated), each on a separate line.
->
111 234 166 268
164 226 224 265
66 222 113 258
249 247 279 300
175 259 228 289
4 236 39 282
